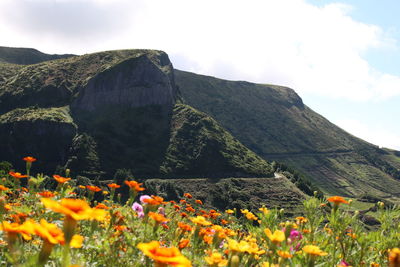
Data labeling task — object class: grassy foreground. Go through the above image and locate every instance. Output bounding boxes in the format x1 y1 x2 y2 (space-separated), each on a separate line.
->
0 158 399 267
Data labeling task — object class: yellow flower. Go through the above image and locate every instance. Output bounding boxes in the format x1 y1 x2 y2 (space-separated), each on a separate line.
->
225 209 234 214
245 212 258 221
137 241 192 267
259 206 269 215
264 228 285 244
226 239 250 253
190 216 212 226
205 252 228 266
302 245 328 256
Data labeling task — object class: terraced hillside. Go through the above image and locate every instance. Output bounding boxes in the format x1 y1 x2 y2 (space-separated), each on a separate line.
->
175 70 400 201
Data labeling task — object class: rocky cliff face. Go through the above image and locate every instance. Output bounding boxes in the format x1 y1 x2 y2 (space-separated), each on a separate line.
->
71 53 176 112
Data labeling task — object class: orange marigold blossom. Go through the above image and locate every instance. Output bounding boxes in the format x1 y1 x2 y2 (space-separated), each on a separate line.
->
53 175 71 184
23 156 37 163
9 172 28 179
327 196 349 206
137 241 192 267
183 193 193 199
178 239 190 249
178 222 193 232
107 183 120 189
33 219 84 249
143 195 165 206
277 250 293 259
148 211 169 223
302 245 328 256
190 216 212 226
389 248 400 267
0 220 35 241
95 203 109 209
86 185 102 192
38 191 56 198
41 198 107 221
124 180 145 191
0 185 9 191
195 199 203 205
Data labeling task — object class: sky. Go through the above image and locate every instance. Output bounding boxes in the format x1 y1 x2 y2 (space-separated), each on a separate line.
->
0 0 399 150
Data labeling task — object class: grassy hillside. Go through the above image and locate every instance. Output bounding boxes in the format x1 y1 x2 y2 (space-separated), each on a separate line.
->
145 176 306 214
0 49 275 183
175 70 400 201
0 46 74 65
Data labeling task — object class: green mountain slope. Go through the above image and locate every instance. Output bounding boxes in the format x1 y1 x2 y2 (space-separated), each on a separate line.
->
0 46 74 65
175 70 400 201
0 49 273 180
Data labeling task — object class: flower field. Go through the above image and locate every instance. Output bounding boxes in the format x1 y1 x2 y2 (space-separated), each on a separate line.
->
0 158 399 266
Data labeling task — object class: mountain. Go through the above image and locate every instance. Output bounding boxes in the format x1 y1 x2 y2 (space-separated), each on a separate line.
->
0 48 274 180
175 70 400 201
0 46 73 65
1 46 399 208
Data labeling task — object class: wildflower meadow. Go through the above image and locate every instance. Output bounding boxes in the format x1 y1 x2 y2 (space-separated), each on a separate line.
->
0 157 399 266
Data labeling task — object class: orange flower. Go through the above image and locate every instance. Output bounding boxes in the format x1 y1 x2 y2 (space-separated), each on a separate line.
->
137 241 192 267
38 191 56 198
327 196 349 206
195 199 203 205
34 219 64 245
86 185 102 192
124 180 145 192
143 195 165 206
53 175 71 184
95 203 109 209
389 248 400 267
186 206 195 213
41 198 107 221
78 185 86 189
178 239 190 249
23 156 37 163
0 220 35 241
183 193 193 199
9 172 28 179
178 222 193 232
277 250 293 259
0 185 9 191
148 212 170 224
107 183 121 189
10 212 29 223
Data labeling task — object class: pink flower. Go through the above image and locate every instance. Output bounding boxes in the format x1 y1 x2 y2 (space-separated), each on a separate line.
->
289 229 302 240
157 206 165 216
132 202 143 213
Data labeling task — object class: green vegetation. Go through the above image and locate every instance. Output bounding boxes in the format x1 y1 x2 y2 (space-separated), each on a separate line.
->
0 46 73 65
161 104 273 177
175 70 400 201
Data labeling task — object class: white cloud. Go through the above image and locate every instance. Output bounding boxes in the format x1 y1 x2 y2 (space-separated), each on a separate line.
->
335 119 400 150
1 0 398 101
0 0 398 148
